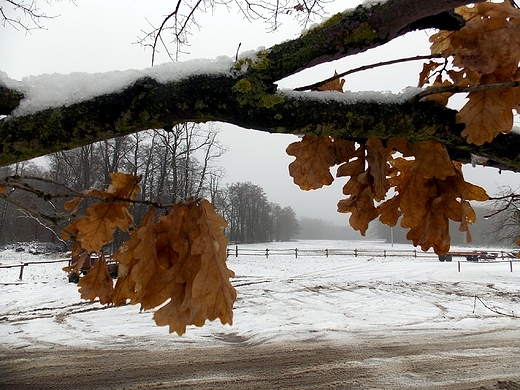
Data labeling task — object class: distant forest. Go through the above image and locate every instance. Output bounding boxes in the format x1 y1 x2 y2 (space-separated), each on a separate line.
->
0 126 301 248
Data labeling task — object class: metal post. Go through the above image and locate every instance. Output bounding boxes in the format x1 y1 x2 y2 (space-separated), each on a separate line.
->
325 249 329 258
265 248 269 258
18 263 27 280
510 261 513 272
354 249 358 257
458 261 461 272
235 245 238 257
295 248 298 258
384 249 386 258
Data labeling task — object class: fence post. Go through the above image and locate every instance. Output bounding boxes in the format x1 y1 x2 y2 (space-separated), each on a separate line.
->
383 250 386 258
235 245 238 257
354 249 358 257
325 249 329 258
265 248 269 258
18 263 27 280
414 250 417 258
510 261 513 272
226 248 230 258
295 248 298 258
458 261 461 272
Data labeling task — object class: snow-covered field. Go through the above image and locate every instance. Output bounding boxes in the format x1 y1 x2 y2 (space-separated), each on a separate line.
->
1 240 519 350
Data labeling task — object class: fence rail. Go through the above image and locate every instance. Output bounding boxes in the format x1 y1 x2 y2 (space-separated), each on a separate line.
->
226 246 437 259
225 246 519 273
0 258 69 280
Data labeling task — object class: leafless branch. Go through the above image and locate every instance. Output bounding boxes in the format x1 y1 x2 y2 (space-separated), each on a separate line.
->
136 0 330 65
411 81 520 102
17 209 68 245
294 54 443 91
1 0 59 31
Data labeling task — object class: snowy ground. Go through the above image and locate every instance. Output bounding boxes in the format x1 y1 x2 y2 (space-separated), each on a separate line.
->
1 240 519 350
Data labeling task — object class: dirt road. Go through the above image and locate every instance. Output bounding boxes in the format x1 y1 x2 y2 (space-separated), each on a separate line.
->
2 329 520 389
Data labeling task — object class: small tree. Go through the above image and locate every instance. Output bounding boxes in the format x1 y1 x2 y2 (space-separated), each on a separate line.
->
486 187 520 248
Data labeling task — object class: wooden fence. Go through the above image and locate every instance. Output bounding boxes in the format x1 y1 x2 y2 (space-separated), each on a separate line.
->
1 248 518 281
0 258 69 281
226 246 436 259
226 246 520 272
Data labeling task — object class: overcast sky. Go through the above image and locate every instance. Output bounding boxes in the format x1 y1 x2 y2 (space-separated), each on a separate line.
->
1 0 518 226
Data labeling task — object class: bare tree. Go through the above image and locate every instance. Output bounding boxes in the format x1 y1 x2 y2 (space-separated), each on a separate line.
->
485 187 520 247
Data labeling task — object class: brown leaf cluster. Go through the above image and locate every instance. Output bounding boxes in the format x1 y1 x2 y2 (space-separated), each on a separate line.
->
287 136 489 255
62 172 141 253
63 173 236 335
286 135 355 190
424 1 520 145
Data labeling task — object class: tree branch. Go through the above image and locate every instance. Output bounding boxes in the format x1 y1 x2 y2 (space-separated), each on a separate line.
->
1 0 518 173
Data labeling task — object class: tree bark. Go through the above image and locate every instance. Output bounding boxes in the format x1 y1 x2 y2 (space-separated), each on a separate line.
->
0 0 517 172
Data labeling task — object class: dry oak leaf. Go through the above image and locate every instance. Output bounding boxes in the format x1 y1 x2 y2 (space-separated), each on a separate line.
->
418 61 443 88
0 185 6 195
395 171 432 231
459 200 476 243
128 209 159 303
457 88 514 145
153 280 193 335
430 29 457 57
67 173 141 252
182 200 236 327
62 248 88 276
337 187 379 236
287 135 337 190
112 209 157 305
377 196 401 227
406 197 451 255
318 71 345 92
424 76 454 106
77 254 114 305
64 197 83 213
411 141 456 180
387 138 413 156
155 207 184 270
445 163 489 202
144 208 189 314
73 201 135 252
451 4 520 74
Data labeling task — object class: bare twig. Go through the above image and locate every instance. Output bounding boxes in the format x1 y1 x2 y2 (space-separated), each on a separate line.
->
17 209 68 246
411 81 520 102
484 193 520 219
294 54 442 91
1 0 59 31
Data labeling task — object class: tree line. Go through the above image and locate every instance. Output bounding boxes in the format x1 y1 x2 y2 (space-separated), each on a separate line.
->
0 125 300 247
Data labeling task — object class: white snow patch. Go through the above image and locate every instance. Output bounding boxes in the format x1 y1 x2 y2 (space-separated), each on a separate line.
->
6 57 235 116
281 86 422 104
